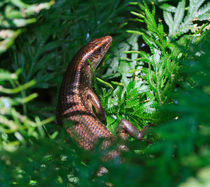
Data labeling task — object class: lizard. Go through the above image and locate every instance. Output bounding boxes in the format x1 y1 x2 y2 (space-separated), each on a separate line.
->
56 36 148 153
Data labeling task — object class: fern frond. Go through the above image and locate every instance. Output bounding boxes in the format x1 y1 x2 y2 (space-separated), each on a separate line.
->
173 0 186 36
163 0 209 38
196 2 210 20
0 69 54 151
163 11 174 36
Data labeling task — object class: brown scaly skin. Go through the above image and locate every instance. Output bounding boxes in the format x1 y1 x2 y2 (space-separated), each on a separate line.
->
56 36 147 151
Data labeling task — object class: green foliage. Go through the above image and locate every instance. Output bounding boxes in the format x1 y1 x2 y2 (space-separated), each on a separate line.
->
101 1 181 132
128 1 180 104
0 0 54 54
161 0 210 38
179 167 210 187
0 0 134 120
0 0 209 186
0 68 54 152
140 31 210 186
98 34 156 132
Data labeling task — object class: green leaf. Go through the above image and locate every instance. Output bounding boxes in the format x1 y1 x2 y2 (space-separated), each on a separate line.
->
163 11 174 36
173 0 185 36
197 2 210 20
142 33 157 48
159 3 177 12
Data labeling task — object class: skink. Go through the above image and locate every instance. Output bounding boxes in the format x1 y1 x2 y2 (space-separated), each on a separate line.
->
56 36 146 151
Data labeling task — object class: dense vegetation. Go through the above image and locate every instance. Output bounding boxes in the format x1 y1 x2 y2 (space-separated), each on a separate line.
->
0 0 209 186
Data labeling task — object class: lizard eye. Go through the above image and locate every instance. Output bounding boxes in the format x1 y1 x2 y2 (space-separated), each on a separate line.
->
96 46 104 54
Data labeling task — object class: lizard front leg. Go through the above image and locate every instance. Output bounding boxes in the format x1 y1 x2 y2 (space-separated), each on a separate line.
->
82 87 106 122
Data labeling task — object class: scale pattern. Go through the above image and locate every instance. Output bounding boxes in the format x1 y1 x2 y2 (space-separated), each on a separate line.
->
56 36 113 150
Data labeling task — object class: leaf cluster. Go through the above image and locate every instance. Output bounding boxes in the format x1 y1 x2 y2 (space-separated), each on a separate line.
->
0 68 54 152
161 0 210 38
0 0 209 186
0 0 54 53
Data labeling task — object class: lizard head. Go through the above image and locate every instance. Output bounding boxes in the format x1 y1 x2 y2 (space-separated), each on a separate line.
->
86 36 112 69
